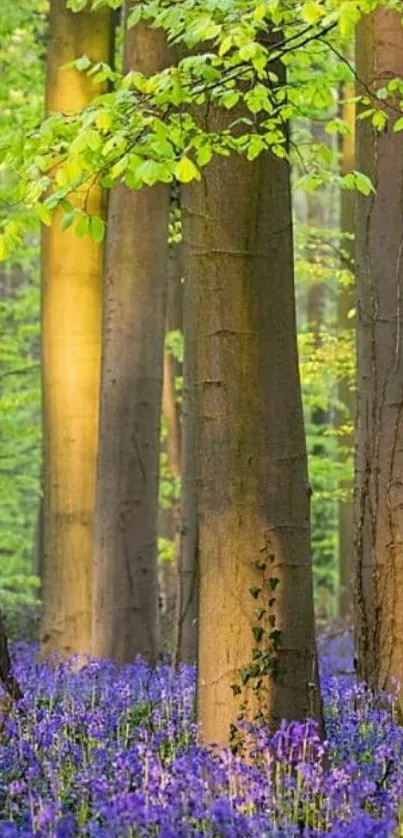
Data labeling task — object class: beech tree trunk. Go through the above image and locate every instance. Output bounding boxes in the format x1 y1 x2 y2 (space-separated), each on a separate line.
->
338 83 355 619
175 318 199 665
92 19 169 664
41 0 111 658
160 242 183 654
355 9 403 690
183 105 322 745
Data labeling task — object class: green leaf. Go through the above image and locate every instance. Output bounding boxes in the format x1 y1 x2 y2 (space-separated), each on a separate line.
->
301 1 325 25
0 236 8 261
74 214 90 238
221 90 240 110
127 6 142 28
196 145 213 167
354 172 375 196
90 215 105 243
74 55 92 73
95 110 112 133
343 171 375 196
61 210 76 232
175 156 201 184
338 1 360 37
37 203 52 227
218 36 233 57
253 3 268 22
372 110 387 131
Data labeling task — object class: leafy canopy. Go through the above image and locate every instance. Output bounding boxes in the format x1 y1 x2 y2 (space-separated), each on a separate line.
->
1 0 402 250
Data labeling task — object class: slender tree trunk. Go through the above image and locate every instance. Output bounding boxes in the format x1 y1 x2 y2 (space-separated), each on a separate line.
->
175 324 199 665
92 19 169 664
338 83 355 619
160 242 183 654
40 0 112 658
355 9 403 690
167 226 199 666
183 107 322 745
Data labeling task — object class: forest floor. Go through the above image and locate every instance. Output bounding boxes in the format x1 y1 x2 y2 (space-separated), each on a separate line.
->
0 629 399 837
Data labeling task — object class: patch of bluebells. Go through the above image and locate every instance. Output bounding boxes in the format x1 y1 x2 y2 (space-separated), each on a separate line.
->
0 635 400 836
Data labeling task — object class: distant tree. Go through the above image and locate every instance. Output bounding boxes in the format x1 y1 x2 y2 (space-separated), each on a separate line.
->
160 227 183 656
338 79 355 619
41 0 112 658
355 8 403 690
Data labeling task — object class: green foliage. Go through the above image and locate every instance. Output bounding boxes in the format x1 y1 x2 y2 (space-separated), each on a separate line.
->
0 259 41 622
0 0 386 627
296 219 355 615
3 0 402 245
158 537 176 564
0 0 44 625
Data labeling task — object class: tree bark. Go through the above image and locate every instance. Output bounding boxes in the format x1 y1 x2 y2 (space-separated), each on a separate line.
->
160 241 183 655
174 317 199 665
0 611 22 700
40 0 112 658
183 104 323 744
91 19 169 665
355 9 403 690
338 83 355 619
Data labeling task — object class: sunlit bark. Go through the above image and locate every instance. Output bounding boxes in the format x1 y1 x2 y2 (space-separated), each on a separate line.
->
41 0 112 658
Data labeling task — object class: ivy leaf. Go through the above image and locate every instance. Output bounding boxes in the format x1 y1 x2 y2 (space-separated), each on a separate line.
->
252 626 265 643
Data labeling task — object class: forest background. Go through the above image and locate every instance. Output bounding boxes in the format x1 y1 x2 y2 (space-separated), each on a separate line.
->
0 0 357 640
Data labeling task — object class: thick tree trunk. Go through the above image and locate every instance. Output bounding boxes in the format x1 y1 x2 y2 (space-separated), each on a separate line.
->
41 0 111 658
183 107 322 745
355 9 403 690
92 20 169 664
338 84 355 619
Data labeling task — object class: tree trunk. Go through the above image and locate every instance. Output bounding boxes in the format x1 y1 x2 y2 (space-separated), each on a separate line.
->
40 0 112 658
355 9 403 690
159 241 183 655
91 19 169 665
338 83 355 619
0 611 23 700
174 320 199 665
183 107 323 745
